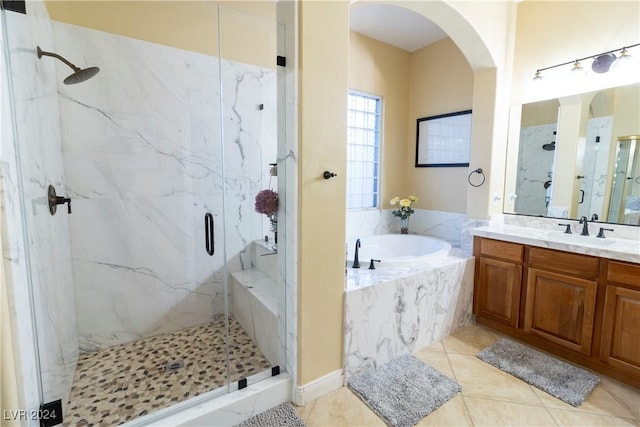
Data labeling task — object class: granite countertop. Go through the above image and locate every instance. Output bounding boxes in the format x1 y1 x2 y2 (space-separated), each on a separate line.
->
471 224 640 264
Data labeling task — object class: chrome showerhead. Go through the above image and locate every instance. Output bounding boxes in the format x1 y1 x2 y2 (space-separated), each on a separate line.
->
37 46 100 85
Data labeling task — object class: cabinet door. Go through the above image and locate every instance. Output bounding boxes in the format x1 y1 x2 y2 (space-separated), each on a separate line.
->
600 285 640 377
475 256 522 328
524 268 597 355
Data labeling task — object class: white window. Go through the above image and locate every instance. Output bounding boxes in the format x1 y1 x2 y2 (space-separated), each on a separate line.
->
347 91 381 209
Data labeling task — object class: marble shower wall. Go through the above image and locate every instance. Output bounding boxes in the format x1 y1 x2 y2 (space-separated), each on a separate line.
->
514 123 557 216
51 21 276 350
0 3 78 419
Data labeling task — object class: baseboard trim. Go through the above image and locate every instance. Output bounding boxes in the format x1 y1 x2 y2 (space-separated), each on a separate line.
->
294 369 344 406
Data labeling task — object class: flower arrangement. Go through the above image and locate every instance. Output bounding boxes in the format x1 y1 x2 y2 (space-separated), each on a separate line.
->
390 195 418 219
254 189 279 216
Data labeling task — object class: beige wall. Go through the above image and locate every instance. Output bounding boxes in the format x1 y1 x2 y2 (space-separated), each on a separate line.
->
297 1 349 385
348 32 410 207
348 34 475 214
45 1 276 69
406 38 474 213
513 1 640 104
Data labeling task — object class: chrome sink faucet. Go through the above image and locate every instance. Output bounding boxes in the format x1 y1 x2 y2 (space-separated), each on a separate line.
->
352 238 361 268
579 216 589 236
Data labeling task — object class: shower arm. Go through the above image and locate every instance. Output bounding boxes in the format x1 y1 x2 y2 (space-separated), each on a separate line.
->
37 47 81 72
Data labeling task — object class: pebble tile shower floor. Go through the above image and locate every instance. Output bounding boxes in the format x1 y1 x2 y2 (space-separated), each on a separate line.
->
64 317 271 426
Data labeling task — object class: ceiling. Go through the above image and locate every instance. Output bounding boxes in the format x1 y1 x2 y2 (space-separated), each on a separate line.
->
350 4 447 52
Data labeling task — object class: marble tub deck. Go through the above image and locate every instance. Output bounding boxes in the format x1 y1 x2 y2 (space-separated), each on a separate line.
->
64 317 271 426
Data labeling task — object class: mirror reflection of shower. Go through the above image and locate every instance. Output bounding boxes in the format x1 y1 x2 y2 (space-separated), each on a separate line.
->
607 136 640 224
36 46 100 84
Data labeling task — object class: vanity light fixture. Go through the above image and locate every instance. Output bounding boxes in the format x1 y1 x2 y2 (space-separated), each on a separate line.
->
532 42 640 80
571 60 583 72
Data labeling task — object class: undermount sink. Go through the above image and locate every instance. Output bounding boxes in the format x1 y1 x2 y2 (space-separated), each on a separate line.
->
548 231 617 246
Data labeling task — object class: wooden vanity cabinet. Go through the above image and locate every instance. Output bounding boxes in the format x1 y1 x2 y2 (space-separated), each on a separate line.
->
600 261 640 378
473 237 640 388
473 239 523 328
524 248 599 356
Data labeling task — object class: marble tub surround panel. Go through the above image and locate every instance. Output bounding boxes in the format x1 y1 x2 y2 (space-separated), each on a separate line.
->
51 21 276 350
1 4 79 417
498 213 640 241
472 222 639 263
344 254 474 379
346 209 467 247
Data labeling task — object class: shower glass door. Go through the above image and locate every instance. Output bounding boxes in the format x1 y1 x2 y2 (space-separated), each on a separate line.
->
0 1 284 424
218 4 283 390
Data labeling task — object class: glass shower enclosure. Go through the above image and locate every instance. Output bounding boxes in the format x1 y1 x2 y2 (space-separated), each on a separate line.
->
1 2 285 425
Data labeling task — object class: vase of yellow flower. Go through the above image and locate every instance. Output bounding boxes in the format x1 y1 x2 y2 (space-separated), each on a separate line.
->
390 195 418 234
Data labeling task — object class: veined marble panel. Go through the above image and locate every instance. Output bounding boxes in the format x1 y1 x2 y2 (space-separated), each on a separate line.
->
344 254 474 379
1 4 78 418
346 209 467 247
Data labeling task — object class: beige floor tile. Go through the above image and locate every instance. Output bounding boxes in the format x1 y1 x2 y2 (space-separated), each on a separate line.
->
448 353 542 405
533 384 636 419
600 376 640 421
413 347 455 379
464 396 557 426
417 341 445 353
441 323 502 355
416 394 472 426
294 387 385 426
547 408 638 426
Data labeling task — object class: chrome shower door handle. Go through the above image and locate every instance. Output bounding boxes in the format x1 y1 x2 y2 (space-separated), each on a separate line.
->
205 213 214 256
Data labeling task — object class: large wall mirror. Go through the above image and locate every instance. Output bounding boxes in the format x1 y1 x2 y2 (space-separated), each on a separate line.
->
504 82 640 226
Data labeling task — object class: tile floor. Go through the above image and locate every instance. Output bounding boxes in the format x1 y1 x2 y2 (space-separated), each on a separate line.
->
296 323 640 426
64 316 271 426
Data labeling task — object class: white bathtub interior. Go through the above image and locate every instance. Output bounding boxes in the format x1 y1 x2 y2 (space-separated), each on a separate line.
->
347 234 452 268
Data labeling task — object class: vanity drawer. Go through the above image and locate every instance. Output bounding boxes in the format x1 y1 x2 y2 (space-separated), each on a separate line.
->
479 238 524 263
528 247 599 279
607 261 640 290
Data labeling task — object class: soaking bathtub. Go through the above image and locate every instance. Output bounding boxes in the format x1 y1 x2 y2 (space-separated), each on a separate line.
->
347 234 452 269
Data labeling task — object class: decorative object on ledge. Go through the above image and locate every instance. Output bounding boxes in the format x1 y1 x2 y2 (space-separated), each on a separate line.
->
532 43 640 80
255 189 279 245
468 168 485 187
390 195 417 234
415 110 472 167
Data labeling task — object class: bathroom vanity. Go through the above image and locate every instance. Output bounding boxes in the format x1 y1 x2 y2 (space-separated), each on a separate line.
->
471 224 640 388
